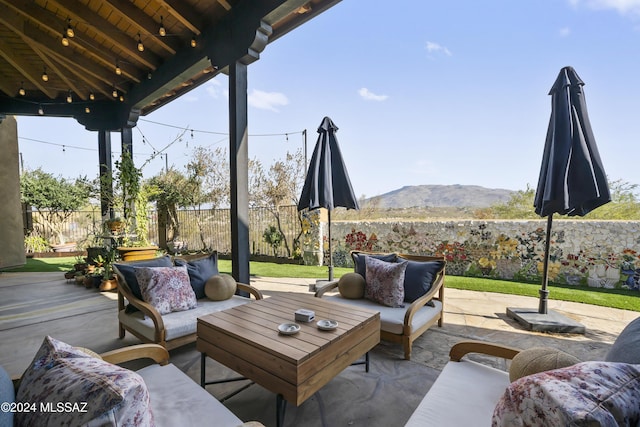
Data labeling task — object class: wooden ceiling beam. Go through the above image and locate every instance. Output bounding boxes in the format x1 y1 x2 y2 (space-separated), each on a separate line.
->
42 0 161 69
0 71 16 97
30 47 87 100
217 0 232 11
0 14 57 98
156 0 204 35
22 22 128 94
1 1 149 78
99 0 178 54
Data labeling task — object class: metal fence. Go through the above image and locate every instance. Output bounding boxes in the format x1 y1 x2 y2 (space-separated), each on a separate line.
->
25 205 302 257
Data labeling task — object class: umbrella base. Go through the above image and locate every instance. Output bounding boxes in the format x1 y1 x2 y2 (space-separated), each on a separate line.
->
506 307 585 334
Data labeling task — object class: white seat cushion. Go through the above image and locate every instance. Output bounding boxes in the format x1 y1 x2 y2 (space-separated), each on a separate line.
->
137 363 243 427
324 294 442 335
405 360 509 427
119 297 252 341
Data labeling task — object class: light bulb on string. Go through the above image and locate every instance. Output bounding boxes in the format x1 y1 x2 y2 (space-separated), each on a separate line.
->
137 33 144 52
191 129 194 139
62 145 66 153
66 19 74 38
61 32 69 47
19 82 25 96
191 36 197 48
159 16 166 36
89 92 95 101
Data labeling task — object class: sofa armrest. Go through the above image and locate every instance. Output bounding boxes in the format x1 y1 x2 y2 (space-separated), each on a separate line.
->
314 280 339 298
100 344 170 366
403 268 445 331
114 274 166 341
237 282 264 300
449 340 521 362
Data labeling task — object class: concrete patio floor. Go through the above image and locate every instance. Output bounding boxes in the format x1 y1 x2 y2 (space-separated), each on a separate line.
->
1 272 638 426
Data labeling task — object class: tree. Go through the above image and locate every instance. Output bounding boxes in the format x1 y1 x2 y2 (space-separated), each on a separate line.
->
488 185 538 219
184 146 230 250
487 179 640 220
147 168 191 241
250 149 306 257
586 179 640 220
20 168 92 244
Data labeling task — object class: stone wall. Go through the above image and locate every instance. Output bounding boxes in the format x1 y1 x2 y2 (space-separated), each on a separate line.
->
302 217 640 290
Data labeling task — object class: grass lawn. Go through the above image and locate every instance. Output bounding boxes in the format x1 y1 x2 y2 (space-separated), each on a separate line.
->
7 257 640 312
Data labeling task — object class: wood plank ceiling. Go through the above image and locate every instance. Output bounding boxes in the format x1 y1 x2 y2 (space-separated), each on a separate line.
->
0 0 341 130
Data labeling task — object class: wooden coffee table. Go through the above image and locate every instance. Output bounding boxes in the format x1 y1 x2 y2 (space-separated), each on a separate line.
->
197 292 380 426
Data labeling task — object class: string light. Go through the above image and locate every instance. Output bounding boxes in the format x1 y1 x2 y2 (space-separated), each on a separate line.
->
19 82 25 96
159 16 166 36
65 18 74 38
112 87 118 98
61 32 69 47
89 92 95 101
115 60 121 75
38 105 44 115
137 33 144 52
190 35 197 48
119 95 124 102
66 90 73 103
85 106 90 113
41 66 48 82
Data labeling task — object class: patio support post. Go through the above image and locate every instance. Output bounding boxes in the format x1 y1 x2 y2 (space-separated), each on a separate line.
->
120 127 134 223
98 130 113 220
228 61 250 286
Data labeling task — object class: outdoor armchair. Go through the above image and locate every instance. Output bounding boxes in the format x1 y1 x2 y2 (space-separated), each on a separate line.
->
113 254 263 350
315 251 445 360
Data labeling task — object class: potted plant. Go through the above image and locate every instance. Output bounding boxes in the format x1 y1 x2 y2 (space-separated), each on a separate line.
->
98 249 118 292
113 152 158 261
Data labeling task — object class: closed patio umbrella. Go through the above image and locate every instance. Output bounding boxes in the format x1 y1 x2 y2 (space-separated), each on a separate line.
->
298 117 359 280
534 66 610 315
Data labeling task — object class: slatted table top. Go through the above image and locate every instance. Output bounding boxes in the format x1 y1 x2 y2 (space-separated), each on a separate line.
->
197 292 380 405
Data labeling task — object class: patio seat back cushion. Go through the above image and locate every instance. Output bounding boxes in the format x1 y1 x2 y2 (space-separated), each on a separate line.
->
15 336 153 426
174 252 219 299
605 316 640 364
397 256 445 303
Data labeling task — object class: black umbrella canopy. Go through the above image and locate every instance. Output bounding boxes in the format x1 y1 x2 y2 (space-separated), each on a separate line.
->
298 117 359 280
534 66 610 314
298 117 360 212
534 66 610 217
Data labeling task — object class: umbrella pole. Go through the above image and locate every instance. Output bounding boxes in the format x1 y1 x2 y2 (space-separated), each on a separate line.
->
538 214 553 314
328 209 334 281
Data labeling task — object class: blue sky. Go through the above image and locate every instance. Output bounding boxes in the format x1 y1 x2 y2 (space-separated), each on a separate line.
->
15 0 640 199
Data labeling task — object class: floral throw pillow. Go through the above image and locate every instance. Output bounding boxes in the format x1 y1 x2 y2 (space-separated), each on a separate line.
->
364 257 408 307
134 265 197 315
492 361 640 426
16 336 154 427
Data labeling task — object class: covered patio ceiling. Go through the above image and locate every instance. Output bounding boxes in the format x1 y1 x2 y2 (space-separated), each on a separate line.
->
0 0 342 284
0 0 341 130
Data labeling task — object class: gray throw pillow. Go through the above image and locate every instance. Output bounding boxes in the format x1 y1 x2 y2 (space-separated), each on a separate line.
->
605 316 640 364
174 252 219 299
397 256 445 303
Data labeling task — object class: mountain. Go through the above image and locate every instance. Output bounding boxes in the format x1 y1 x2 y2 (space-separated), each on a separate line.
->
365 184 515 208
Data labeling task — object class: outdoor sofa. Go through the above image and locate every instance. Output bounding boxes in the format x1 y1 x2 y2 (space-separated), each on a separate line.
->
315 251 445 360
405 316 640 426
113 252 263 350
0 336 261 426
